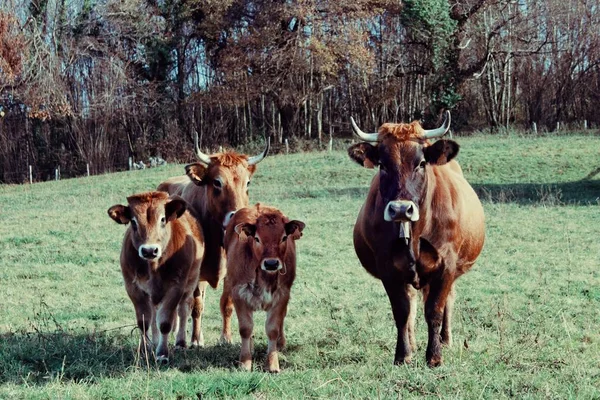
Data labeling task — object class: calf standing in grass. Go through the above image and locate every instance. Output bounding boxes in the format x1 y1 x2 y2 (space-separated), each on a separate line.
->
219 204 305 373
108 191 204 363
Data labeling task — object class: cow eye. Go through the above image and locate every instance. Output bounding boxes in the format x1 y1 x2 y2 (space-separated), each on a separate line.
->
247 180 251 187
418 160 427 169
160 216 166 224
130 219 138 231
254 237 260 243
213 180 222 190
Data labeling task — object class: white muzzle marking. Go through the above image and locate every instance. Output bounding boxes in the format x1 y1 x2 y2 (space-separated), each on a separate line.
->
138 244 162 260
384 200 420 222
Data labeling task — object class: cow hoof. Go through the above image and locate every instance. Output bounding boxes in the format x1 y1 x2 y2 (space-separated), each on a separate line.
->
239 360 252 371
156 355 169 365
268 367 280 374
175 341 187 349
427 357 443 368
393 356 412 365
219 335 232 345
190 340 204 348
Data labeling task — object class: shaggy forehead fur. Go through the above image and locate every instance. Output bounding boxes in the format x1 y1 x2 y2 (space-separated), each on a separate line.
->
210 151 249 167
248 203 286 227
126 191 169 206
378 121 428 143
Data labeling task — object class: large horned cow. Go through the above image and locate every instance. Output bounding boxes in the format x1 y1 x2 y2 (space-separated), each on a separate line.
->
157 135 269 347
347 112 485 367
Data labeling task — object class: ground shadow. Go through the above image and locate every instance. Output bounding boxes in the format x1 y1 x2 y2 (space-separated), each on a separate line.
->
288 179 599 205
472 179 600 205
0 328 294 386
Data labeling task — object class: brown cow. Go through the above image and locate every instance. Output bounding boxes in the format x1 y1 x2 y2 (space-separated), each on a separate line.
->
157 138 269 347
219 203 305 373
347 112 485 367
108 191 204 363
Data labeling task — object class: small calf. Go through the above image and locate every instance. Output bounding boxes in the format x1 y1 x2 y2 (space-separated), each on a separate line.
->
108 191 204 363
220 204 305 373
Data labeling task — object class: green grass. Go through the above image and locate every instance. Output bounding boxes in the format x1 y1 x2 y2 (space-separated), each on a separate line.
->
1 134 599 399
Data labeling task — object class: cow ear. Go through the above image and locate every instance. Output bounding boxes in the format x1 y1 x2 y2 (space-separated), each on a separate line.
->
234 223 256 241
424 140 459 165
165 196 187 222
247 164 257 175
285 220 305 240
348 143 379 169
185 163 208 185
108 205 131 224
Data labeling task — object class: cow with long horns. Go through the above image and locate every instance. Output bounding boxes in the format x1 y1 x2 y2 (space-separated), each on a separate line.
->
347 112 485 367
157 135 269 347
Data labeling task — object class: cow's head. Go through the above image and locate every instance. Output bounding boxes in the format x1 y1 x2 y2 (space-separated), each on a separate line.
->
185 138 269 227
348 112 457 223
108 191 187 263
233 205 305 273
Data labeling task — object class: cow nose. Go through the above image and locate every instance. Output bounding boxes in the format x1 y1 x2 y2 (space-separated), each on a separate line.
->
384 200 420 222
262 258 281 272
139 245 161 260
223 211 236 228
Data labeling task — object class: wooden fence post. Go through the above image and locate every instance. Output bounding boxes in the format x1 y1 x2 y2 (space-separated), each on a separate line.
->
285 138 289 154
29 165 32 184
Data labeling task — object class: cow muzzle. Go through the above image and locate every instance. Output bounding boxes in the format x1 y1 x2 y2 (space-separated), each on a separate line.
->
384 200 420 222
139 244 162 261
261 258 282 273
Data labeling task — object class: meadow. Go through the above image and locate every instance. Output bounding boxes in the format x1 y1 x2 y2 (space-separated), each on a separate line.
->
1 133 599 399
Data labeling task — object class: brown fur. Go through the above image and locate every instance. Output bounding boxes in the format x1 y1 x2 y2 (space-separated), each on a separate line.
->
219 203 304 373
108 191 204 362
157 150 260 347
348 120 485 367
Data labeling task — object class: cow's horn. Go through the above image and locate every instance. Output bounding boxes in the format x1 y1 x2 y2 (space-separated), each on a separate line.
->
248 137 270 165
194 131 212 165
350 117 379 142
422 111 451 139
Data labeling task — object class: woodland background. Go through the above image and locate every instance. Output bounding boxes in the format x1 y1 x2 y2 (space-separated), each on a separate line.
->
0 0 599 183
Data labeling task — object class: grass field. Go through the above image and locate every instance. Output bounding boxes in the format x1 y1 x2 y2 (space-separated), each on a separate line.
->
1 133 599 399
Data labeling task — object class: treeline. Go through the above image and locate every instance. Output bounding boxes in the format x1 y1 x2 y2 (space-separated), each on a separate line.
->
1 0 599 183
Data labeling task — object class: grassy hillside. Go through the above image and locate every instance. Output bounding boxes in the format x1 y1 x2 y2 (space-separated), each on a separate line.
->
1 134 599 399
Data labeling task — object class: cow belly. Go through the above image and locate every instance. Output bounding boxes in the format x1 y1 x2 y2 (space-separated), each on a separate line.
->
235 283 280 311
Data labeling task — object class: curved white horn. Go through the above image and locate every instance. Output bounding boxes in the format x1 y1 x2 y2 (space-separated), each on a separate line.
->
350 117 379 142
422 111 451 139
194 131 212 165
248 137 270 165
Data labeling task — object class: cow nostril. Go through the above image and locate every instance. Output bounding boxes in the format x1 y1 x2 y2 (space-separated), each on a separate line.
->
263 259 280 270
152 248 159 256
405 205 414 217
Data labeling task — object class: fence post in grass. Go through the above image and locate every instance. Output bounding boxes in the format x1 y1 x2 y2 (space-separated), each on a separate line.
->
128 157 133 170
328 136 333 152
55 168 59 181
285 138 289 154
556 121 560 132
87 163 90 177
532 122 537 134
584 120 588 130
29 165 32 184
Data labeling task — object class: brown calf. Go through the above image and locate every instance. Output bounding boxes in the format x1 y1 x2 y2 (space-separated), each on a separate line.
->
157 139 269 347
108 191 204 363
219 204 304 373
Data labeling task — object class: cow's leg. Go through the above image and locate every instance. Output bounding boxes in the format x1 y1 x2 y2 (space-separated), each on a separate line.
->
441 283 456 347
265 297 289 373
234 301 254 371
175 294 192 349
277 304 288 350
155 291 184 364
127 285 154 351
382 278 414 365
423 276 454 367
191 281 208 347
407 284 418 352
219 278 234 344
